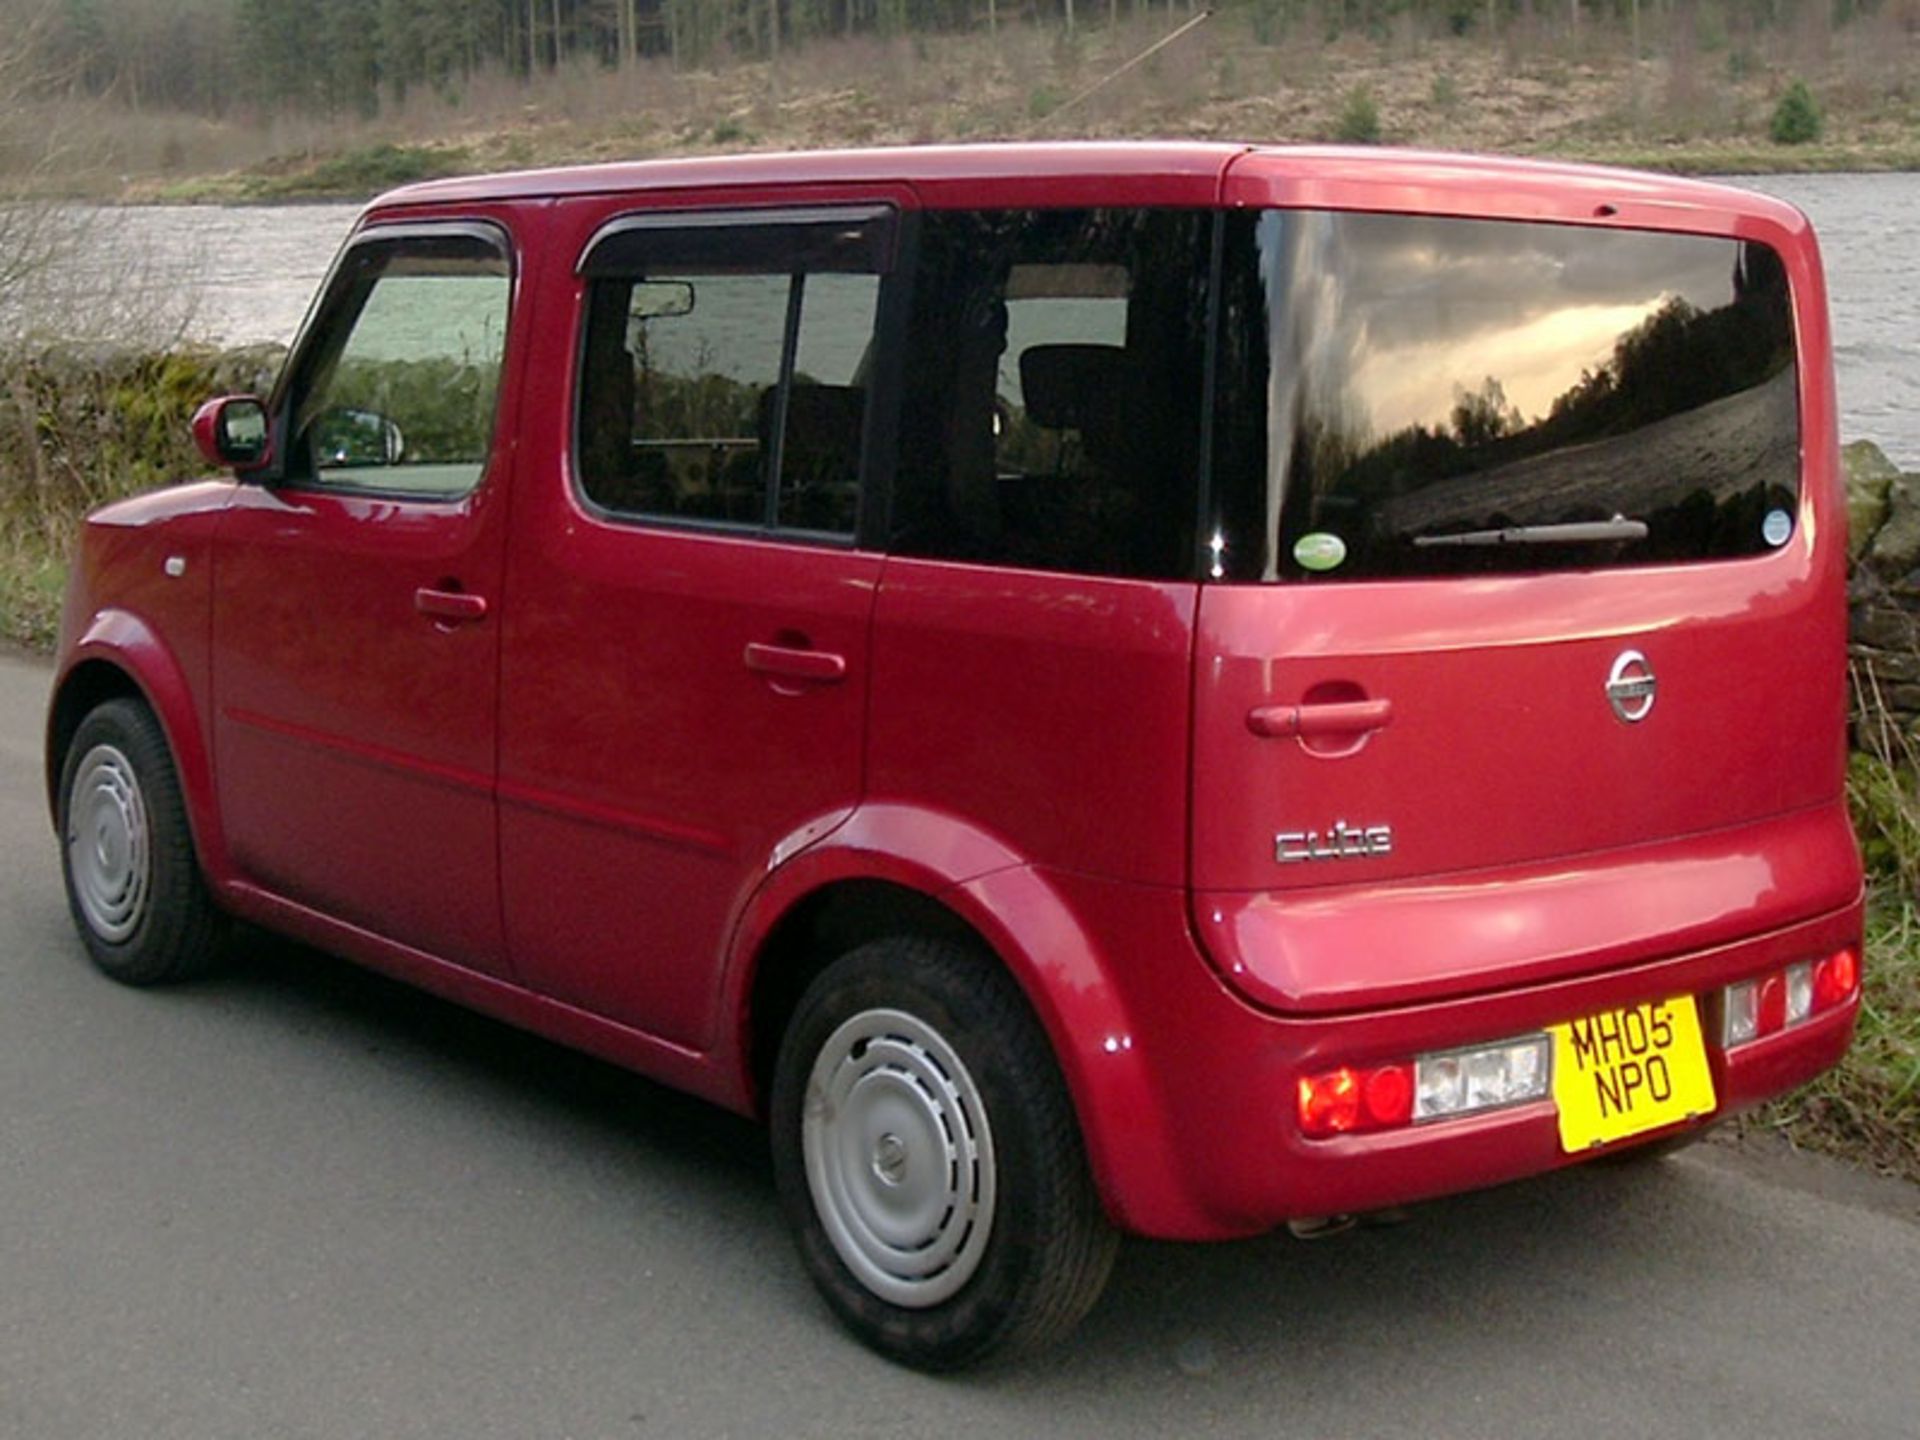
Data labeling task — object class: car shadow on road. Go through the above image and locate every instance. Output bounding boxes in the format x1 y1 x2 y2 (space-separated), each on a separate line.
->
186 924 1729 1394
202 924 774 1186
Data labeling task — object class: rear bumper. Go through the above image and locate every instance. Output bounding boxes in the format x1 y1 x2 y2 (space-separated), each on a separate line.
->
1192 802 1863 1014
1016 866 1863 1241
1263 981 1859 1223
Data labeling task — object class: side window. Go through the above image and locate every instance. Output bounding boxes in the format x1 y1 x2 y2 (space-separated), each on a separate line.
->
892 210 1213 581
576 213 888 538
284 230 511 498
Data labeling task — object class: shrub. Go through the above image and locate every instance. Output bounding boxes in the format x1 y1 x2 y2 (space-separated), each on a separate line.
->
1769 80 1822 145
1027 85 1062 119
1250 0 1287 44
0 344 284 647
1334 86 1382 144
249 144 465 200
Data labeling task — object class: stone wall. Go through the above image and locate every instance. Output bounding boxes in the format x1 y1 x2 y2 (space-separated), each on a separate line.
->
1846 441 1920 732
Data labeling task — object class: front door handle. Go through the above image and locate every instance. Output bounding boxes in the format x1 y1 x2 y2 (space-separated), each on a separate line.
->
744 642 847 685
414 586 489 624
1247 697 1393 739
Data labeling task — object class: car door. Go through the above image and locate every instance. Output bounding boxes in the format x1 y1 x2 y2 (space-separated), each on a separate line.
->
496 201 900 1050
211 220 522 976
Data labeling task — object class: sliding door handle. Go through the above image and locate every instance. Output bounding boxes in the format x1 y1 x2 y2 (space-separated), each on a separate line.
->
415 587 489 624
744 642 847 685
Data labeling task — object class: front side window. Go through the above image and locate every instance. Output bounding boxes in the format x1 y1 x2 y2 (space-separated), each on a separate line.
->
1211 211 1801 581
576 211 889 537
284 229 511 498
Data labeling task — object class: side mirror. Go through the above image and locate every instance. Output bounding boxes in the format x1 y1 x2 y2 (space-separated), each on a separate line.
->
191 395 272 471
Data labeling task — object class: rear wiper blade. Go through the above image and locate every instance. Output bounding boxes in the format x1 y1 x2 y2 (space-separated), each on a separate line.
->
1411 516 1649 548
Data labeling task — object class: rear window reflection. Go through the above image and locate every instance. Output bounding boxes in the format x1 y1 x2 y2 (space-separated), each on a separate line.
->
1212 212 1800 582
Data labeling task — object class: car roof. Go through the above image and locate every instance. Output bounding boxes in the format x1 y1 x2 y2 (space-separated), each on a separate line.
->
377 141 1248 207
372 141 1806 234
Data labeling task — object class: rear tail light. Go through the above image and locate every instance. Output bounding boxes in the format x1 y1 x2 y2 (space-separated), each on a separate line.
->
1814 947 1858 1008
1296 1063 1414 1136
1722 948 1859 1048
1415 1037 1551 1121
1298 1040 1546 1138
1297 946 1860 1143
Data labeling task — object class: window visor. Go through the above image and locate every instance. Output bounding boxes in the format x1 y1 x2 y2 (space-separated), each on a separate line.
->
579 206 898 278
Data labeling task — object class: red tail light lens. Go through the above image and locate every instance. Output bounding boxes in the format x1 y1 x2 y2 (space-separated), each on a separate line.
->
1363 1064 1414 1126
1814 948 1859 1010
1298 1061 1425 1137
1756 974 1788 1037
1298 1067 1361 1136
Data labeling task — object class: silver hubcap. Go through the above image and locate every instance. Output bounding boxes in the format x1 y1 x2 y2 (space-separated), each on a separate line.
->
802 1008 996 1308
65 743 151 943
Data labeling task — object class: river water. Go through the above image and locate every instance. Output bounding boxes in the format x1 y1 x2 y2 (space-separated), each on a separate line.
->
50 171 1920 466
1725 173 1918 468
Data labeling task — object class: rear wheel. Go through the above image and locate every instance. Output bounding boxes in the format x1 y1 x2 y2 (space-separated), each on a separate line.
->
58 698 225 985
770 937 1117 1369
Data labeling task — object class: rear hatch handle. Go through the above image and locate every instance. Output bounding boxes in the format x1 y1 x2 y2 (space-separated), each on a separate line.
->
1247 698 1394 740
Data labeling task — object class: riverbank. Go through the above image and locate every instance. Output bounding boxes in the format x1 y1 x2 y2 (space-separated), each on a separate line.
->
90 21 1920 204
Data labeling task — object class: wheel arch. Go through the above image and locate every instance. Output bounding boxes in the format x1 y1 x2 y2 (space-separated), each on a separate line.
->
47 659 144 820
742 876 976 1116
48 614 226 879
728 804 1199 1235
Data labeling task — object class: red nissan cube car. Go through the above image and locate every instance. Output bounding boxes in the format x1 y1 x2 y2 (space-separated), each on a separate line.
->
48 144 1863 1368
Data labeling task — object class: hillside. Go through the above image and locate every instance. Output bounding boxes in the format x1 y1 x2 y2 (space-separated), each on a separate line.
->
91 13 1920 202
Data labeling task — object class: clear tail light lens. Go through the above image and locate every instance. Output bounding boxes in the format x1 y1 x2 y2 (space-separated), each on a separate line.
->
1724 981 1759 1045
1785 962 1814 1025
1415 1037 1551 1121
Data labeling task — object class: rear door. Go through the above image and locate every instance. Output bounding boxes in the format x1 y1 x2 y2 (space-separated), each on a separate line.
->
495 199 901 1050
1190 207 1848 982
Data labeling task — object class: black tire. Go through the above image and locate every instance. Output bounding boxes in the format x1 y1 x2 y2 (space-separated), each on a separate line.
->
770 937 1118 1370
57 697 226 985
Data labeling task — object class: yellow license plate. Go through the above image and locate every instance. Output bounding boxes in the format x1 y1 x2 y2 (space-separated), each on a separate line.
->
1549 996 1717 1153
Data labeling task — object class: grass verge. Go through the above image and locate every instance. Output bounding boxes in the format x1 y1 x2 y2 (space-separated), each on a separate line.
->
1766 898 1920 1190
1755 888 1920 1184
144 143 472 204
1758 715 1920 1185
0 530 67 653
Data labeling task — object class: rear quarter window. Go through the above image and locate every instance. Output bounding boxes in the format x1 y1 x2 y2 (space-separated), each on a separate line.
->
890 209 1213 581
1210 211 1801 582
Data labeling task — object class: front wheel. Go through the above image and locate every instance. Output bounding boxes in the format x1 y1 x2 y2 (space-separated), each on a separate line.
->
58 698 225 985
770 937 1118 1370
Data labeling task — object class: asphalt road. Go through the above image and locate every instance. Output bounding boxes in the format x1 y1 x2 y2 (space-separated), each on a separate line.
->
4 647 1918 1440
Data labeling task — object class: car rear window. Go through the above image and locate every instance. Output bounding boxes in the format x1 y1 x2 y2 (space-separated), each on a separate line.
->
1209 211 1801 582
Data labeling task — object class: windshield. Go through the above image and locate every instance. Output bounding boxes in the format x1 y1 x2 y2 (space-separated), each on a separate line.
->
1209 210 1801 582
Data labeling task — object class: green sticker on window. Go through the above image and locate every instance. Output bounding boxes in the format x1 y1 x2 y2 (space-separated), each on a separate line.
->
1293 532 1348 572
